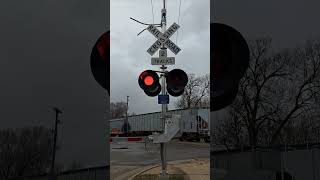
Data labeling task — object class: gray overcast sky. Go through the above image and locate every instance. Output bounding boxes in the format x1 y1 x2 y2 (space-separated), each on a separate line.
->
212 0 320 50
1 0 320 170
0 0 108 169
110 0 210 115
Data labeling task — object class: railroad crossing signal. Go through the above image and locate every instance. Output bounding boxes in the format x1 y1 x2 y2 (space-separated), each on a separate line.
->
90 31 110 93
151 49 175 65
147 22 181 56
138 69 188 97
166 69 188 97
211 23 250 111
138 70 161 97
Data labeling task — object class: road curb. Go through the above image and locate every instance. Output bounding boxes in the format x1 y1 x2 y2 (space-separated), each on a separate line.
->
176 141 210 147
126 158 207 180
127 164 160 180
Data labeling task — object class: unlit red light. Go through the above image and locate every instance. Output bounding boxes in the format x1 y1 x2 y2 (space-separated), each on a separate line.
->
97 32 109 62
144 76 154 86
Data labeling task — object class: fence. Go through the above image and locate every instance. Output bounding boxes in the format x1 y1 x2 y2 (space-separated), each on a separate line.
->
8 166 109 180
211 144 320 180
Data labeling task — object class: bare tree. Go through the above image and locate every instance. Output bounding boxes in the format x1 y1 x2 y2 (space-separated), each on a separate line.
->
110 101 127 118
216 38 320 148
0 126 53 179
231 37 290 147
175 74 210 109
282 114 318 144
212 109 247 150
0 129 17 179
270 40 320 144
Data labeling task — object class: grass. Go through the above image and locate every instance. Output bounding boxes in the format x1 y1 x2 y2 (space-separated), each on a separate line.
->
133 174 186 180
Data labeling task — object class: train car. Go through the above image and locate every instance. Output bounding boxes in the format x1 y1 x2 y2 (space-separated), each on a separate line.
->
197 108 210 142
177 108 210 142
109 108 210 142
110 118 125 136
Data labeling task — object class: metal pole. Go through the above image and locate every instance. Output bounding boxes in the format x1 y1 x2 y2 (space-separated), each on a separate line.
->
160 0 167 176
160 71 167 176
50 107 62 180
126 96 129 135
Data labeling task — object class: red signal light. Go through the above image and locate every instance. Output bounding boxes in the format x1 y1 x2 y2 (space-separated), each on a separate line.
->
138 70 161 97
96 33 109 62
166 69 188 97
90 31 110 93
212 49 224 77
144 76 154 86
211 23 250 111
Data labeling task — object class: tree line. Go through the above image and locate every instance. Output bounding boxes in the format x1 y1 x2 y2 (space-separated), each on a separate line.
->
0 126 84 179
0 126 53 179
213 38 320 149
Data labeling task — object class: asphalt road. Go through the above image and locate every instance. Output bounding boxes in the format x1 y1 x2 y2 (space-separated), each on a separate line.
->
111 139 209 166
110 139 209 179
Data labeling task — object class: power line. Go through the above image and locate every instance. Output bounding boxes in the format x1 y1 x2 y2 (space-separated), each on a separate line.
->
151 0 156 40
176 0 182 44
150 0 155 24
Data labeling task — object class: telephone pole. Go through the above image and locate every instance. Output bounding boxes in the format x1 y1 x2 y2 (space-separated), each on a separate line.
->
50 107 62 180
126 96 129 135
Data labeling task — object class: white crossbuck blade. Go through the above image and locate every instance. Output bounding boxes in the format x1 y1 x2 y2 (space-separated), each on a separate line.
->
147 22 181 56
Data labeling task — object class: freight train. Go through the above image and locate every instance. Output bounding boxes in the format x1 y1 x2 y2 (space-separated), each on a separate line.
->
109 108 210 142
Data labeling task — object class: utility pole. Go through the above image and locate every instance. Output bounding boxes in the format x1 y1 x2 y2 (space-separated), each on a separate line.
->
160 0 168 176
50 107 62 180
126 96 129 135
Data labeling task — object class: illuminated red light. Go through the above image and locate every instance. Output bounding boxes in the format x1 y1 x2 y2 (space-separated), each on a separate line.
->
144 76 154 86
138 70 161 96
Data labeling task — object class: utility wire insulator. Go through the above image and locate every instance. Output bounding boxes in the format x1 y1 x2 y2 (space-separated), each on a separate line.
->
161 9 166 25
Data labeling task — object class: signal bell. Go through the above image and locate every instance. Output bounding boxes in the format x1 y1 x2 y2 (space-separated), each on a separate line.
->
166 69 188 97
138 70 161 97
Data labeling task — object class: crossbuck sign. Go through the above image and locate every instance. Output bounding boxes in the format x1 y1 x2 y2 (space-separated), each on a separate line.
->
147 22 181 56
